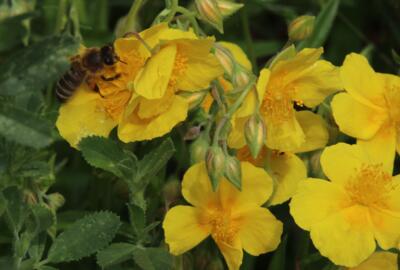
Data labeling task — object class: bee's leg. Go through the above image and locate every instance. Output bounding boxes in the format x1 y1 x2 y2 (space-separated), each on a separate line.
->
101 74 121 81
86 76 98 91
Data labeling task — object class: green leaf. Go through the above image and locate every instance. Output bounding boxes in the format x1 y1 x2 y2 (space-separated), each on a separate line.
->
132 247 173 270
96 243 136 268
0 104 53 149
297 0 340 49
2 186 29 232
0 12 36 52
79 136 138 179
268 234 288 270
47 211 121 263
0 35 79 96
136 138 175 182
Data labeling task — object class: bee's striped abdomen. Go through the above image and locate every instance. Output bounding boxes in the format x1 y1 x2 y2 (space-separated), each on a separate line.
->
56 61 86 102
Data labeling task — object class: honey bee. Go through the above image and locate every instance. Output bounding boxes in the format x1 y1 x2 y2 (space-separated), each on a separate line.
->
56 45 123 102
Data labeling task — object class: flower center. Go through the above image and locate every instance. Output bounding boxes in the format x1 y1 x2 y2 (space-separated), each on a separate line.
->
206 207 239 245
261 82 296 124
169 51 188 88
345 164 394 209
102 90 131 121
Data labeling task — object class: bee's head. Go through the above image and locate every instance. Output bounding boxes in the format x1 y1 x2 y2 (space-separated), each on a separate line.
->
100 45 117 66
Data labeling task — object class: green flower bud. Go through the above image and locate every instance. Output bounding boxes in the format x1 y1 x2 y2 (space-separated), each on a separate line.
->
245 114 266 158
214 43 235 77
195 0 224 33
224 155 242 190
47 192 65 210
288 15 315 41
205 146 226 190
217 0 244 17
190 134 210 164
179 90 208 110
163 178 181 204
234 66 250 87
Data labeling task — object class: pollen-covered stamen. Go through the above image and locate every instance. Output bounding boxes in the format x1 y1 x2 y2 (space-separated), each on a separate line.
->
102 90 131 120
261 89 295 124
169 51 188 88
206 207 239 245
345 164 394 208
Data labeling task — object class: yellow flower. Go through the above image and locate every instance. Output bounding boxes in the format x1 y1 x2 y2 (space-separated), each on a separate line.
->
332 53 400 169
347 251 397 270
118 27 223 142
237 146 307 206
163 162 283 270
290 143 400 267
229 47 341 152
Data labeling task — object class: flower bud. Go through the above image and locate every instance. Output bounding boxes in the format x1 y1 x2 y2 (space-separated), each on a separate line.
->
288 15 315 41
217 0 244 17
195 0 224 33
214 43 235 77
179 90 208 110
190 134 210 164
224 155 242 190
47 192 65 210
245 114 266 158
205 146 226 190
163 178 181 205
234 66 250 87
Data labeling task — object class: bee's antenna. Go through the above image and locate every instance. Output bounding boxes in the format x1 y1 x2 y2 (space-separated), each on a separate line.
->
116 55 127 64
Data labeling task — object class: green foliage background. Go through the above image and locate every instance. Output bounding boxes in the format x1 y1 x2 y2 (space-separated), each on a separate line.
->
0 0 399 269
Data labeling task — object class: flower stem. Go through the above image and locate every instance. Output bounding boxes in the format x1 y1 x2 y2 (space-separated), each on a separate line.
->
240 1 257 73
120 0 145 37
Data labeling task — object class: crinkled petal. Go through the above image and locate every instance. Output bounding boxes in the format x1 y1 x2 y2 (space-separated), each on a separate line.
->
134 44 177 99
218 162 273 208
349 251 397 270
320 143 369 186
215 238 243 270
331 92 387 140
266 151 307 205
118 95 188 142
293 111 329 153
293 60 342 107
237 207 282 255
176 39 224 91
310 205 376 267
219 41 252 71
290 178 350 230
340 53 386 109
181 162 218 208
56 85 117 148
163 206 210 255
357 122 396 174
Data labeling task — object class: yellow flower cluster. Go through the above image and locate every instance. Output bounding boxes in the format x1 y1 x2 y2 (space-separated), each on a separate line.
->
55 22 400 270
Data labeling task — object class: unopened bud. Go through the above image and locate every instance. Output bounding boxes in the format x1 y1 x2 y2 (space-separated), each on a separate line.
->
234 67 250 87
163 178 181 204
205 146 226 190
224 155 242 190
217 0 244 17
245 114 266 158
214 43 235 77
190 134 210 164
288 15 315 41
195 0 224 33
179 90 208 110
47 193 65 210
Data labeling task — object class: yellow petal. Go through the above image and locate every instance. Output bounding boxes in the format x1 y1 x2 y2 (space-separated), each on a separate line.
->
370 208 400 250
348 251 397 270
227 116 247 149
357 122 396 174
266 151 307 205
181 162 218 208
219 41 252 71
310 205 376 267
320 143 369 186
289 178 349 230
176 39 224 91
331 92 387 140
118 95 188 142
155 27 197 41
264 113 305 152
134 44 177 99
340 53 386 109
255 68 270 104
237 207 282 256
163 206 210 255
215 237 243 270
292 60 341 107
137 91 174 119
56 85 117 148
218 162 274 208
293 111 329 153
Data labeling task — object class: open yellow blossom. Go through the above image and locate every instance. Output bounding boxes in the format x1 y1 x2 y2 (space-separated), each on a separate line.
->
163 162 283 270
332 53 400 169
290 143 400 267
229 47 341 152
347 251 397 270
237 146 307 206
